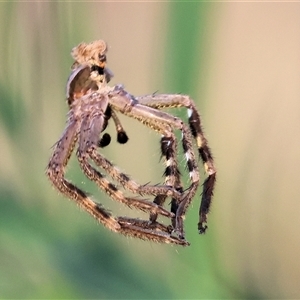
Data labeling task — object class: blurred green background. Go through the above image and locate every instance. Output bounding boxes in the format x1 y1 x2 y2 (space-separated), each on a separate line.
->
1 2 300 299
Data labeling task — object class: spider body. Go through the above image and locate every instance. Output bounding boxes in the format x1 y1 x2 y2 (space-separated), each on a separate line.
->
47 40 216 246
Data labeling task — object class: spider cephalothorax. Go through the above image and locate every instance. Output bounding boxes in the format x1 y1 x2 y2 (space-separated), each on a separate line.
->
47 40 216 246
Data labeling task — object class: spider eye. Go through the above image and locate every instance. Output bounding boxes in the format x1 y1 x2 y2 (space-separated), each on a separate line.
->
91 65 97 72
99 54 106 63
91 65 104 75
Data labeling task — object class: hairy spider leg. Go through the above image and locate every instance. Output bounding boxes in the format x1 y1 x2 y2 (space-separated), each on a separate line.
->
117 218 189 246
68 65 184 207
117 216 190 246
69 65 187 232
149 135 183 232
136 94 217 234
108 86 202 238
78 121 174 218
46 98 188 245
71 92 175 218
117 216 172 234
88 148 182 203
149 124 199 237
75 98 188 245
47 40 204 246
46 121 121 232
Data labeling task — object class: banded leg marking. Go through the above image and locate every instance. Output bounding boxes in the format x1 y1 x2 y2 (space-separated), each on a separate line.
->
136 94 217 233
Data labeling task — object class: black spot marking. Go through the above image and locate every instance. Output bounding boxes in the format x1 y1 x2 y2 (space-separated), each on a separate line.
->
182 139 189 154
188 110 201 138
117 131 129 144
164 166 172 177
187 159 194 172
98 133 111 148
108 183 118 192
98 54 107 63
160 137 171 156
119 173 130 182
199 146 213 163
95 205 111 218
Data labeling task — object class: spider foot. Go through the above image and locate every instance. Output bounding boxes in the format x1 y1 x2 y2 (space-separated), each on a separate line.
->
198 213 208 234
173 230 186 240
198 222 208 234
172 215 186 240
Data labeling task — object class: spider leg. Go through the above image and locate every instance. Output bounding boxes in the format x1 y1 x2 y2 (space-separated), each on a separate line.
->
47 116 187 245
47 39 219 246
118 216 172 234
136 94 217 234
151 123 200 238
108 87 202 238
46 121 121 232
117 217 190 246
77 111 175 219
88 138 182 203
90 150 182 202
72 81 183 224
150 135 183 230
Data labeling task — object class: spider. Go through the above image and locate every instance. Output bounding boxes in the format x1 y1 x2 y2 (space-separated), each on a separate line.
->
46 40 216 246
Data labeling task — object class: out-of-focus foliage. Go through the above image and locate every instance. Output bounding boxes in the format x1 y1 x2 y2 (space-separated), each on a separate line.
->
1 2 300 299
